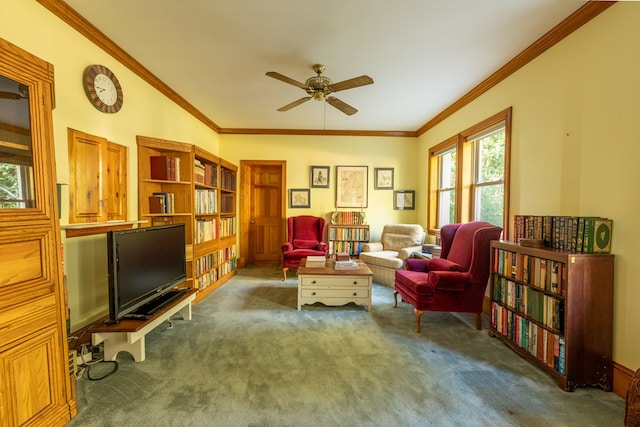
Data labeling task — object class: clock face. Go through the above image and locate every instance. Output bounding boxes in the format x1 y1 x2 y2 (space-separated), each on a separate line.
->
83 65 123 113
93 73 118 106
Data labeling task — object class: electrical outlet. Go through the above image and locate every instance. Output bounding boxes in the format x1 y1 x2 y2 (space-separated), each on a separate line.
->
69 350 78 376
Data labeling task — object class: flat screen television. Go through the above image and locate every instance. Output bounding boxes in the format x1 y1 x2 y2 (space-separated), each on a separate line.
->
107 224 187 322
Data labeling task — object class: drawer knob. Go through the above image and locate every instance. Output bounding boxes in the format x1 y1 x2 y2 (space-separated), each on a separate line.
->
311 280 317 284
353 292 357 296
353 281 357 285
311 292 316 296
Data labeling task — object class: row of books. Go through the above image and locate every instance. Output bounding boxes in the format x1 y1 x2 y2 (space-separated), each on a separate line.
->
329 227 370 241
491 302 566 375
513 215 612 253
493 275 564 331
150 155 181 181
220 194 235 214
195 189 217 214
194 159 217 187
330 210 367 225
196 269 218 290
220 167 236 191
329 240 367 256
195 252 218 276
149 192 175 214
220 217 236 238
195 218 218 243
494 248 564 295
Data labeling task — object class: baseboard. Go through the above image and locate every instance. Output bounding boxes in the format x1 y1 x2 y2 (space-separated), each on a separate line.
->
483 296 631 399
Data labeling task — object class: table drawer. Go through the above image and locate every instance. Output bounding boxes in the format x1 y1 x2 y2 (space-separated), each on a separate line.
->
300 288 369 298
300 277 370 287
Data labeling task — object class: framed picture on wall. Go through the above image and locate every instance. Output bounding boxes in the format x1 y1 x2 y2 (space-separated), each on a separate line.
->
374 168 394 190
394 190 415 210
310 166 330 188
289 188 310 208
336 165 368 208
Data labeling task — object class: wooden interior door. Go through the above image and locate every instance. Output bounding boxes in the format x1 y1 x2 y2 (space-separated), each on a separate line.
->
240 161 286 266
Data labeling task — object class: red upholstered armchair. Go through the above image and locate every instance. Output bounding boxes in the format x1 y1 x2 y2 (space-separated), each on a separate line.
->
393 221 503 333
282 215 329 280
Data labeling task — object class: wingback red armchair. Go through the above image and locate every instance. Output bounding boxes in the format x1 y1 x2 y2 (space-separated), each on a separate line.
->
282 215 329 280
393 221 503 333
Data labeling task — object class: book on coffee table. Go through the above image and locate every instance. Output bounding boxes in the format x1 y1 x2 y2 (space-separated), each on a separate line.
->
334 260 359 269
305 256 327 268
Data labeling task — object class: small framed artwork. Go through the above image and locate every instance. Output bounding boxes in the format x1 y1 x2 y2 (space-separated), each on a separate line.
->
289 188 310 208
311 166 330 188
374 168 394 190
394 190 415 210
336 165 368 208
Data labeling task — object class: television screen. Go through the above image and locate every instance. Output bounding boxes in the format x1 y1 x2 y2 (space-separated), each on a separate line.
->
107 224 187 322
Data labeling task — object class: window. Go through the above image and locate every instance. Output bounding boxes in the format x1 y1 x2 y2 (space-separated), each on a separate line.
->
428 108 511 236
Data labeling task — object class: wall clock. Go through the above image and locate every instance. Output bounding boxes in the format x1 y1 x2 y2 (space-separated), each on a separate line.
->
83 64 123 113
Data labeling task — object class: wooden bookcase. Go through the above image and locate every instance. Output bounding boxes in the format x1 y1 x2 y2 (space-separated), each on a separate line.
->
137 136 237 303
328 224 370 256
489 240 614 391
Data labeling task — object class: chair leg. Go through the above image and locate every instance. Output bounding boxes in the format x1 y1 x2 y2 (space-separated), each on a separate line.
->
414 309 425 333
393 291 399 308
474 312 481 330
282 267 288 281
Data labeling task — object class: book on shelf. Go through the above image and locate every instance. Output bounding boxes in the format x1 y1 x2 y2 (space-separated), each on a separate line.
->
513 214 613 253
150 155 180 181
334 260 359 269
305 256 327 268
148 195 165 214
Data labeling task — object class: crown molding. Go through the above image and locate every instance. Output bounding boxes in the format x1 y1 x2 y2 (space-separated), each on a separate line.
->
416 1 615 136
36 0 221 133
218 128 417 137
37 0 613 138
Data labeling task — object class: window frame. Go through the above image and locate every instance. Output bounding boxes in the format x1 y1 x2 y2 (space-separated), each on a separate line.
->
428 107 511 238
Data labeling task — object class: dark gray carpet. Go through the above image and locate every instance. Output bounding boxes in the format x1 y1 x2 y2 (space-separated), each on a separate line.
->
68 265 624 426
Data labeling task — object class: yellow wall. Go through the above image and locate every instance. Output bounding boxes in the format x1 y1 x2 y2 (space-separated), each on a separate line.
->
1 0 219 329
219 134 420 242
2 1 638 371
418 2 640 369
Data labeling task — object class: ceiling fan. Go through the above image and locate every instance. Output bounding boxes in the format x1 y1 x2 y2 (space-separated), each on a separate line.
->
266 64 373 116
0 84 28 100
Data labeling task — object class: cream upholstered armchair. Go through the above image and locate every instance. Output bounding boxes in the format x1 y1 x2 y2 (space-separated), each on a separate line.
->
359 224 426 286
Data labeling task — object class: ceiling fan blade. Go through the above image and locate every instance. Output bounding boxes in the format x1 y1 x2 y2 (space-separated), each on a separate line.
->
0 91 23 100
277 96 312 112
266 71 307 89
328 75 373 92
326 96 358 115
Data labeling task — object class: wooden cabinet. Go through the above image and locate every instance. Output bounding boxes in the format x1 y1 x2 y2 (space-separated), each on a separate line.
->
489 240 614 391
328 224 370 256
0 38 75 425
137 136 237 303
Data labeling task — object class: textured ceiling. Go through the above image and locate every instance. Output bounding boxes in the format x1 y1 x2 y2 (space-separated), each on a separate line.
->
62 0 589 132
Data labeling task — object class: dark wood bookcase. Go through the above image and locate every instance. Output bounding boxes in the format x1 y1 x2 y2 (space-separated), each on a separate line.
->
489 240 614 391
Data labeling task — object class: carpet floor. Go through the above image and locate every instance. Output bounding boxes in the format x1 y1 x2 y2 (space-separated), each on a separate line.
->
68 264 624 426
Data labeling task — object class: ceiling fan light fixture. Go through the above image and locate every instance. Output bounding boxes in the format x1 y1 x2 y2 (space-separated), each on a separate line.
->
312 91 325 101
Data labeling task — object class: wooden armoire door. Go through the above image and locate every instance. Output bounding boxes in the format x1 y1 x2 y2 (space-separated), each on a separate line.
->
0 38 76 426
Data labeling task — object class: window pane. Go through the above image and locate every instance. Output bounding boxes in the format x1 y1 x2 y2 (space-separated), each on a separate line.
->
477 129 504 183
439 150 456 189
438 189 455 227
474 184 503 226
0 74 35 209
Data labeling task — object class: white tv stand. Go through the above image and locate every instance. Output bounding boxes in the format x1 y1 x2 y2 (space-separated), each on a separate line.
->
91 290 196 362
